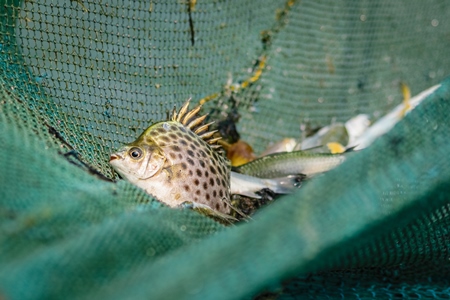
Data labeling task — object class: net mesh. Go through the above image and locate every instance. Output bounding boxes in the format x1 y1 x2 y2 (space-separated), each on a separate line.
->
1 0 450 299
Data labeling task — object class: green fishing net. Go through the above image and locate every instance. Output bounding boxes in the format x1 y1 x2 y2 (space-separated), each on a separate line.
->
1 0 450 299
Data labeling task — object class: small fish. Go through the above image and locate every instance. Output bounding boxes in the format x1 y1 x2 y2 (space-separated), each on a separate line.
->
353 84 440 150
345 114 370 148
110 100 296 221
298 123 349 152
234 150 347 179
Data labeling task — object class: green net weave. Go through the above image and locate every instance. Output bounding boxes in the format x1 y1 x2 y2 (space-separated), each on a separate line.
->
1 0 450 299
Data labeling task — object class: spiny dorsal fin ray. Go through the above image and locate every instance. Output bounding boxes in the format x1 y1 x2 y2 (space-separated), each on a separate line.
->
186 114 207 130
174 98 192 122
170 99 222 149
207 137 222 145
199 130 217 140
171 106 177 122
194 121 214 135
182 104 202 125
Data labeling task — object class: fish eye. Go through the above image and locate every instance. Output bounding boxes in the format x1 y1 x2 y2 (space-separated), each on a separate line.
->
129 147 143 160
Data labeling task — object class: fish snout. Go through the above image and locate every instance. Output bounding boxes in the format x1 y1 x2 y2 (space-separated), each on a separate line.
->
109 153 121 162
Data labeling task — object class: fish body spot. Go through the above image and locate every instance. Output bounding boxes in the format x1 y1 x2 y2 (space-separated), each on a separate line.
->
171 145 181 152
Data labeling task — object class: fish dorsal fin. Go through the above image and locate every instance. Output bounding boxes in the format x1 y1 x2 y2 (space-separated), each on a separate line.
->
170 98 222 149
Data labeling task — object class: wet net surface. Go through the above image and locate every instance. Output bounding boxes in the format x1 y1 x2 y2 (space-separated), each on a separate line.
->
1 0 450 299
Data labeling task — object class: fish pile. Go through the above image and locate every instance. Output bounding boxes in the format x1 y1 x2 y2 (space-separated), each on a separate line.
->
110 84 439 223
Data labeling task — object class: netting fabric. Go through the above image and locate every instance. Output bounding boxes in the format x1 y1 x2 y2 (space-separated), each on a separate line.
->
1 0 450 299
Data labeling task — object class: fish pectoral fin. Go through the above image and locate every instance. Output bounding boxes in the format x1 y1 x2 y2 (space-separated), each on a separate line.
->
179 201 238 224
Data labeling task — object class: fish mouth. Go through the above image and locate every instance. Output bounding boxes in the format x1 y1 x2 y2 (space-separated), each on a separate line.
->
109 153 121 162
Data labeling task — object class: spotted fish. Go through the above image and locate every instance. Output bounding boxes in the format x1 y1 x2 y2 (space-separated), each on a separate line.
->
110 100 243 219
110 99 303 221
